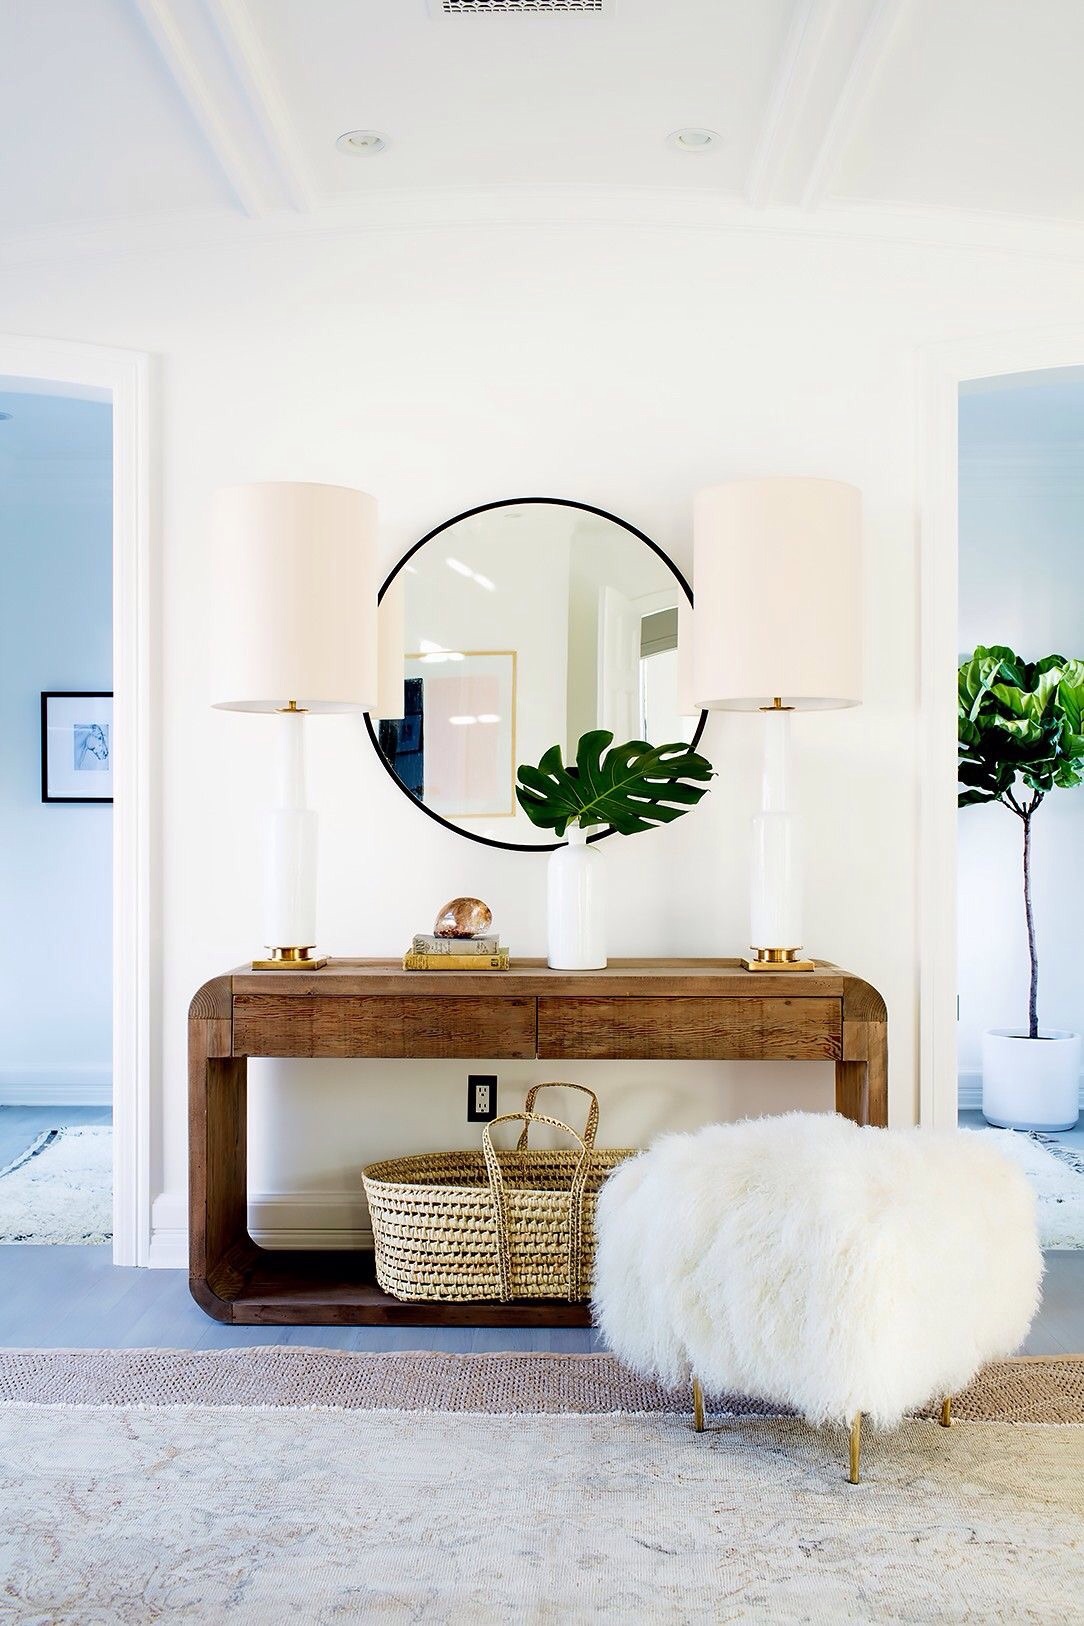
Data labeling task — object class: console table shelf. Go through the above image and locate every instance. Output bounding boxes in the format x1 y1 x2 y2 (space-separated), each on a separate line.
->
189 958 887 1326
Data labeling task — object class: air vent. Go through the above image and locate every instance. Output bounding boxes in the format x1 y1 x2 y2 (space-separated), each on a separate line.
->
434 1 610 16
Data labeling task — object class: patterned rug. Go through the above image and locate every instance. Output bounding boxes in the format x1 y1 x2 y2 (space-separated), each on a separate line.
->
0 1347 1081 1422
0 1126 111 1244
0 1368 1080 1623
970 1126 1084 1248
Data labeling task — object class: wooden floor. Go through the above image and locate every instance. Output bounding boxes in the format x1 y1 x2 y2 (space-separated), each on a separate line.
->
0 1246 1078 1353
0 1105 1079 1354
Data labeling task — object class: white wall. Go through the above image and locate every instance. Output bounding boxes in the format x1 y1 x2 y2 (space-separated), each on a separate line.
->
3 209 1082 1255
957 371 1084 1083
0 387 112 1103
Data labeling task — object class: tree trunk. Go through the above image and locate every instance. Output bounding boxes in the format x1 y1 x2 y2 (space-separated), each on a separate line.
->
1022 811 1039 1040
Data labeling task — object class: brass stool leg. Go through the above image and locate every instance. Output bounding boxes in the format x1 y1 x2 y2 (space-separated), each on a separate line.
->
692 1377 705 1433
940 1396 952 1428
848 1413 863 1484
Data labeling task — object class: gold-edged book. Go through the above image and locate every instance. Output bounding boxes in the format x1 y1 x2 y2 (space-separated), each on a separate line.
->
402 950 510 971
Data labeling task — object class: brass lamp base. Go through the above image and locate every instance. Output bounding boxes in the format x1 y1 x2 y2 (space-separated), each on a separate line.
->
252 946 328 971
742 948 815 973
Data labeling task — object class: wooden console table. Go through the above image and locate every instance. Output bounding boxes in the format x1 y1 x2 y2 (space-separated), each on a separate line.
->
189 959 887 1326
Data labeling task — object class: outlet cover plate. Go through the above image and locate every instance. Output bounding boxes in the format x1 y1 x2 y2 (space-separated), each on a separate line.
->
467 1074 498 1122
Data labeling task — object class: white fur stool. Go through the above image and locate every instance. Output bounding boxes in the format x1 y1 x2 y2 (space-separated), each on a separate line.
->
592 1112 1042 1482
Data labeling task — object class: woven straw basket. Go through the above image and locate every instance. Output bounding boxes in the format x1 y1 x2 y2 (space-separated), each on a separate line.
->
362 1083 635 1302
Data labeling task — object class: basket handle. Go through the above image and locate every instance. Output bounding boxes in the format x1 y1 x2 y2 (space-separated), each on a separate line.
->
515 1083 600 1151
481 1111 592 1305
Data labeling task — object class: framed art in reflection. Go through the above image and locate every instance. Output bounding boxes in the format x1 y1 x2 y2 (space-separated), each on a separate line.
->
403 651 517 819
41 691 113 804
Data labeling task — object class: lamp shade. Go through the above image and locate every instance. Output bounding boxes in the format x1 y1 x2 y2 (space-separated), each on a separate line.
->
692 478 862 710
676 595 699 721
210 481 378 712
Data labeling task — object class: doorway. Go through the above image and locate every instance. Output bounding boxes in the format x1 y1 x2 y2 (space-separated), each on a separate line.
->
955 368 1084 1257
0 385 113 1244
0 335 150 1265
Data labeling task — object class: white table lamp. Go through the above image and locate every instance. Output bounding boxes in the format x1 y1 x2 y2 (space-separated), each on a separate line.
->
692 477 862 971
210 481 378 969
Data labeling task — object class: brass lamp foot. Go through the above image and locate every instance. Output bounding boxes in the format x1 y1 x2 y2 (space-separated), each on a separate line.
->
848 1413 863 1484
251 946 328 971
940 1396 952 1428
742 948 815 973
692 1377 705 1433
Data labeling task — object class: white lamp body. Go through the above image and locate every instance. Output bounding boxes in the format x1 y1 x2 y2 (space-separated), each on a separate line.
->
262 712 318 951
692 478 862 967
210 481 378 965
750 711 804 953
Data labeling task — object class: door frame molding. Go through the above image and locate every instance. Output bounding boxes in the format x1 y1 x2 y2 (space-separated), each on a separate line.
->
0 334 153 1263
918 327 1084 1130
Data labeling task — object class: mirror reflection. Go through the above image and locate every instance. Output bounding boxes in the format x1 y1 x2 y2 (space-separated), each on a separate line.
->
371 499 702 848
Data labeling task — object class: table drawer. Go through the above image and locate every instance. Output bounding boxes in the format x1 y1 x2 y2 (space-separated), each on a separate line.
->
233 995 537 1059
536 996 842 1061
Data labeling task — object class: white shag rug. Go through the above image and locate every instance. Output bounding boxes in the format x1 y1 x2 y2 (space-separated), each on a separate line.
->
0 1126 111 1244
0 1400 1080 1624
970 1127 1084 1249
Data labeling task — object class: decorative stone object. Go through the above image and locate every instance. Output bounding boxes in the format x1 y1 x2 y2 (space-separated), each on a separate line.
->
434 897 493 938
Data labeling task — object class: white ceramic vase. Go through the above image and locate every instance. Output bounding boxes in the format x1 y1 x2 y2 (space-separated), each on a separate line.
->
547 823 606 970
982 1028 1081 1132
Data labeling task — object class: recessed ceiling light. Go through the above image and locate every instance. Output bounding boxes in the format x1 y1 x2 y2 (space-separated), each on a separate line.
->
667 128 721 154
336 130 387 155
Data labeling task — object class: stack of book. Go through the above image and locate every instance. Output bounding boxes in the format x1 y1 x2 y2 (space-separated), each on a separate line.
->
403 932 510 971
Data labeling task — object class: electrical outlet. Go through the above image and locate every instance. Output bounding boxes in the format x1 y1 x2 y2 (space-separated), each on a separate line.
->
467 1074 498 1122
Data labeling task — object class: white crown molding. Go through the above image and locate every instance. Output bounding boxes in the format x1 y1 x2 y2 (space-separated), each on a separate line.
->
132 0 304 218
3 185 1084 270
801 0 908 211
959 443 1084 493
0 452 112 504
0 1068 111 1106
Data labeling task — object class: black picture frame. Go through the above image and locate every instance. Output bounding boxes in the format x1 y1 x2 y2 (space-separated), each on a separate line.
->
41 691 114 804
363 496 707 854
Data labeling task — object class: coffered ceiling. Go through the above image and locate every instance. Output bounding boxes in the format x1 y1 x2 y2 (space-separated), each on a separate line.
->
2 0 1082 248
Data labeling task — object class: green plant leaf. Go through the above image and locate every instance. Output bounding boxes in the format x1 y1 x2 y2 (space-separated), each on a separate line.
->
958 643 1084 813
516 730 714 838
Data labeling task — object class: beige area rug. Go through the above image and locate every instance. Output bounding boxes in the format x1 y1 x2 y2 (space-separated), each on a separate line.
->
0 1353 1082 1624
0 1401 1081 1624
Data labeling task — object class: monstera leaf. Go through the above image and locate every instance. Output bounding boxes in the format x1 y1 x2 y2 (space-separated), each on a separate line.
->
516 730 714 837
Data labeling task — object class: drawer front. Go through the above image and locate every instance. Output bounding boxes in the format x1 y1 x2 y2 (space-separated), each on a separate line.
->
536 997 841 1061
233 995 537 1059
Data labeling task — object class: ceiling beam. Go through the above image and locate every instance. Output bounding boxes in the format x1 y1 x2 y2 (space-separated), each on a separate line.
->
745 0 837 210
745 0 907 212
800 0 908 210
133 0 305 218
202 0 313 214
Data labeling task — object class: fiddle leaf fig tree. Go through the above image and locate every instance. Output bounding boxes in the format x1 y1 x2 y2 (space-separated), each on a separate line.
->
958 645 1084 1039
516 729 714 838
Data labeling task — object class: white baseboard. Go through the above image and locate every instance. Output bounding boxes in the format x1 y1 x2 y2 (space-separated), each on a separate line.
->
148 1192 188 1269
148 1189 373 1269
0 1067 111 1106
957 1071 1084 1112
248 1190 373 1251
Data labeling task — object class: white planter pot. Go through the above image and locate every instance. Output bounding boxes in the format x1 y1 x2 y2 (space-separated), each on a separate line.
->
982 1028 1081 1132
547 824 606 971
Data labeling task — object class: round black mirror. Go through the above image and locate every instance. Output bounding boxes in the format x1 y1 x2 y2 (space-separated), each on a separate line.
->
366 497 706 851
